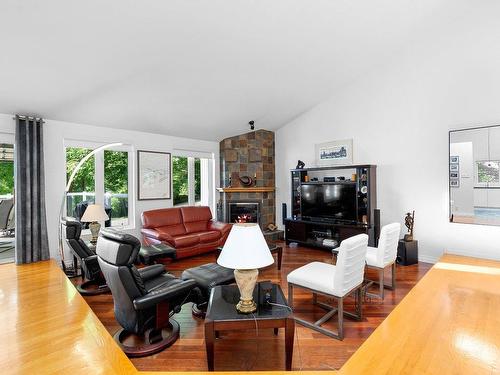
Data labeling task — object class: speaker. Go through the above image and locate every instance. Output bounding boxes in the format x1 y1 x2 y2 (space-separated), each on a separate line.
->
282 203 287 225
373 208 381 247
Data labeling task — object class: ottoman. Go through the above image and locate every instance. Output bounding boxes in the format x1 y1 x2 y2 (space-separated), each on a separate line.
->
139 243 176 265
181 263 235 318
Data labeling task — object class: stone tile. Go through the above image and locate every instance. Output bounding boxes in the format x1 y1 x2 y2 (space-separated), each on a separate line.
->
249 148 262 162
225 149 238 162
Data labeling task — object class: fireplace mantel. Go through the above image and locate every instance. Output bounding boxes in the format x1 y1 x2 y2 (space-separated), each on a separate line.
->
216 187 275 193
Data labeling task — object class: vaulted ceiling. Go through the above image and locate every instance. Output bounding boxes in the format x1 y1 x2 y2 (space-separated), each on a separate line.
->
0 0 480 141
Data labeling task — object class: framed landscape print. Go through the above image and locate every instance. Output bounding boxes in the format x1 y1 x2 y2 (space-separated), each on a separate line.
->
315 139 353 166
137 150 171 200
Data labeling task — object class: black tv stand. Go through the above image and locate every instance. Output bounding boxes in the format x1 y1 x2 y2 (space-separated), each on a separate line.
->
287 164 377 250
285 217 373 252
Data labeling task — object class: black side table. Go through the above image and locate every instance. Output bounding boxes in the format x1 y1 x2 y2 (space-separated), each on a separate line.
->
204 284 294 371
139 243 177 265
397 240 418 265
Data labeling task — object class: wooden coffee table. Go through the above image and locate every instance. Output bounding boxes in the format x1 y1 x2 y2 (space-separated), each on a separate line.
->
204 284 294 371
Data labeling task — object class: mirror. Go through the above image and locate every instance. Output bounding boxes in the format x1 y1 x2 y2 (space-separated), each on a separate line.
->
449 125 500 226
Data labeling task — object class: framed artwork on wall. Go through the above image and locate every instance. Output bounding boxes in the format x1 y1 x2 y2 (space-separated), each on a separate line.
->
137 150 171 200
315 139 353 166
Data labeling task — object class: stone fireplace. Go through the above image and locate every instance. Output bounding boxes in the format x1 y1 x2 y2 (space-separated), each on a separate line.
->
218 129 275 229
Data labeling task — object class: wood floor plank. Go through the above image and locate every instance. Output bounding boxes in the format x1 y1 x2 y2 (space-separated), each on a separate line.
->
80 241 431 372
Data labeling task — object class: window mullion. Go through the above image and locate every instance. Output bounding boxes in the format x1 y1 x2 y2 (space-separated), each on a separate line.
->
95 150 105 219
187 157 195 206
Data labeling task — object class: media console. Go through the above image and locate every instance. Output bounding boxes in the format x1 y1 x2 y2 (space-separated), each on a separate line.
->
286 164 377 250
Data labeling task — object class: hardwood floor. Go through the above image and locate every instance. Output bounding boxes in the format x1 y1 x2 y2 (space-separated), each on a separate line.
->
81 242 431 372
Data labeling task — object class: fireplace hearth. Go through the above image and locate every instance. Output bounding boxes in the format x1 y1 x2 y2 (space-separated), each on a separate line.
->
227 202 260 224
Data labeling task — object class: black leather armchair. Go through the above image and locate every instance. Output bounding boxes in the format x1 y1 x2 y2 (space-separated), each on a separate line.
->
96 229 200 357
61 218 109 295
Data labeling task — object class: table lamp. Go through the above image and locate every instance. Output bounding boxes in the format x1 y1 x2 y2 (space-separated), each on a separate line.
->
81 204 109 245
217 223 274 313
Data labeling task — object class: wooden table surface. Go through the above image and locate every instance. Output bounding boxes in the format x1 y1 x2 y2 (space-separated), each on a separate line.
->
0 254 498 375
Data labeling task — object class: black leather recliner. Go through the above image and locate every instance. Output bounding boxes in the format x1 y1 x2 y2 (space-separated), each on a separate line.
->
96 229 200 357
61 218 109 295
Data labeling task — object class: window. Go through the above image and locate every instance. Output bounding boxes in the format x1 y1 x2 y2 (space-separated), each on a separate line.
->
173 156 189 206
476 161 500 186
66 148 96 220
0 142 15 264
173 155 212 207
65 144 133 229
104 150 129 227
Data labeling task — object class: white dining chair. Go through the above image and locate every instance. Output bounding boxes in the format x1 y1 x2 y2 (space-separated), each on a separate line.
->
287 234 368 340
365 223 401 300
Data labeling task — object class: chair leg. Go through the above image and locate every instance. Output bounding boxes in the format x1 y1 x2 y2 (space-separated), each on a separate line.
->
356 287 362 320
288 284 294 308
337 297 344 340
379 269 385 300
391 262 396 289
312 292 317 305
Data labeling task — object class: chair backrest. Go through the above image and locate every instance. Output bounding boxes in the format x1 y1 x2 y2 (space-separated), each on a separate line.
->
333 234 368 297
376 223 401 266
181 206 213 233
141 207 186 236
0 199 14 230
96 229 146 334
61 218 94 259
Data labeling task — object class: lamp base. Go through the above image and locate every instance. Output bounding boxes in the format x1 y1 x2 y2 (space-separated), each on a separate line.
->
89 221 101 245
234 269 258 314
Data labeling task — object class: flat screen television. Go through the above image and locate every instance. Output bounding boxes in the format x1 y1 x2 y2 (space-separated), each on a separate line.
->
300 183 357 222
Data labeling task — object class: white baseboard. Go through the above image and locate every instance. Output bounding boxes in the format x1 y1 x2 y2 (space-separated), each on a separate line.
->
444 249 500 262
418 254 439 264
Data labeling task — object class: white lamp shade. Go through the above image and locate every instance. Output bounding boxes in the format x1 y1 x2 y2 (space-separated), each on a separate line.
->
80 204 109 222
217 223 274 270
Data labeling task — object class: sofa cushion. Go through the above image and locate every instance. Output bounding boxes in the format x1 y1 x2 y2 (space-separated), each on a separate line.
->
171 234 200 248
196 230 221 243
156 224 186 237
181 206 212 233
142 208 184 231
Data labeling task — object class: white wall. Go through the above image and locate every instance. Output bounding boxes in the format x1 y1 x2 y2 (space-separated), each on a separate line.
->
275 12 500 263
0 113 219 263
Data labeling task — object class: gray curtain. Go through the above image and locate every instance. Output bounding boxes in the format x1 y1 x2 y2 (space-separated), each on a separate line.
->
15 115 50 264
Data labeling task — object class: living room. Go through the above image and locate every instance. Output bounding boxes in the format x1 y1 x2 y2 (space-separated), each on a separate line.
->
1 1 499 375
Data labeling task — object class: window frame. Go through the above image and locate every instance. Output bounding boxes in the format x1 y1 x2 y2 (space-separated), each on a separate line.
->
172 150 214 211
64 140 135 231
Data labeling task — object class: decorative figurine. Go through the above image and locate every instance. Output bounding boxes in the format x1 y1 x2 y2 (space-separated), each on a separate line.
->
238 175 254 187
404 210 415 242
296 160 305 169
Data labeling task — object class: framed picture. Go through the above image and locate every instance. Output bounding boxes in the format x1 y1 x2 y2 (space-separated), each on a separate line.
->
450 179 460 188
450 163 459 172
315 139 353 166
450 172 459 179
137 150 171 200
450 156 459 163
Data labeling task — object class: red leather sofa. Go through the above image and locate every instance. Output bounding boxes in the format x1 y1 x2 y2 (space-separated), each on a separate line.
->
141 206 232 259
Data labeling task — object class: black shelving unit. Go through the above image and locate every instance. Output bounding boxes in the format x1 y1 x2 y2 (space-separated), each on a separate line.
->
286 164 377 249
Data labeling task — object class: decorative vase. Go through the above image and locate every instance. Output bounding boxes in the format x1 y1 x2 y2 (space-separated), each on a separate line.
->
89 221 101 245
233 269 258 313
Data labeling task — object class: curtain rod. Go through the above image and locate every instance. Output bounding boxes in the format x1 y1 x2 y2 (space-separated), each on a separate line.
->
13 114 45 123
